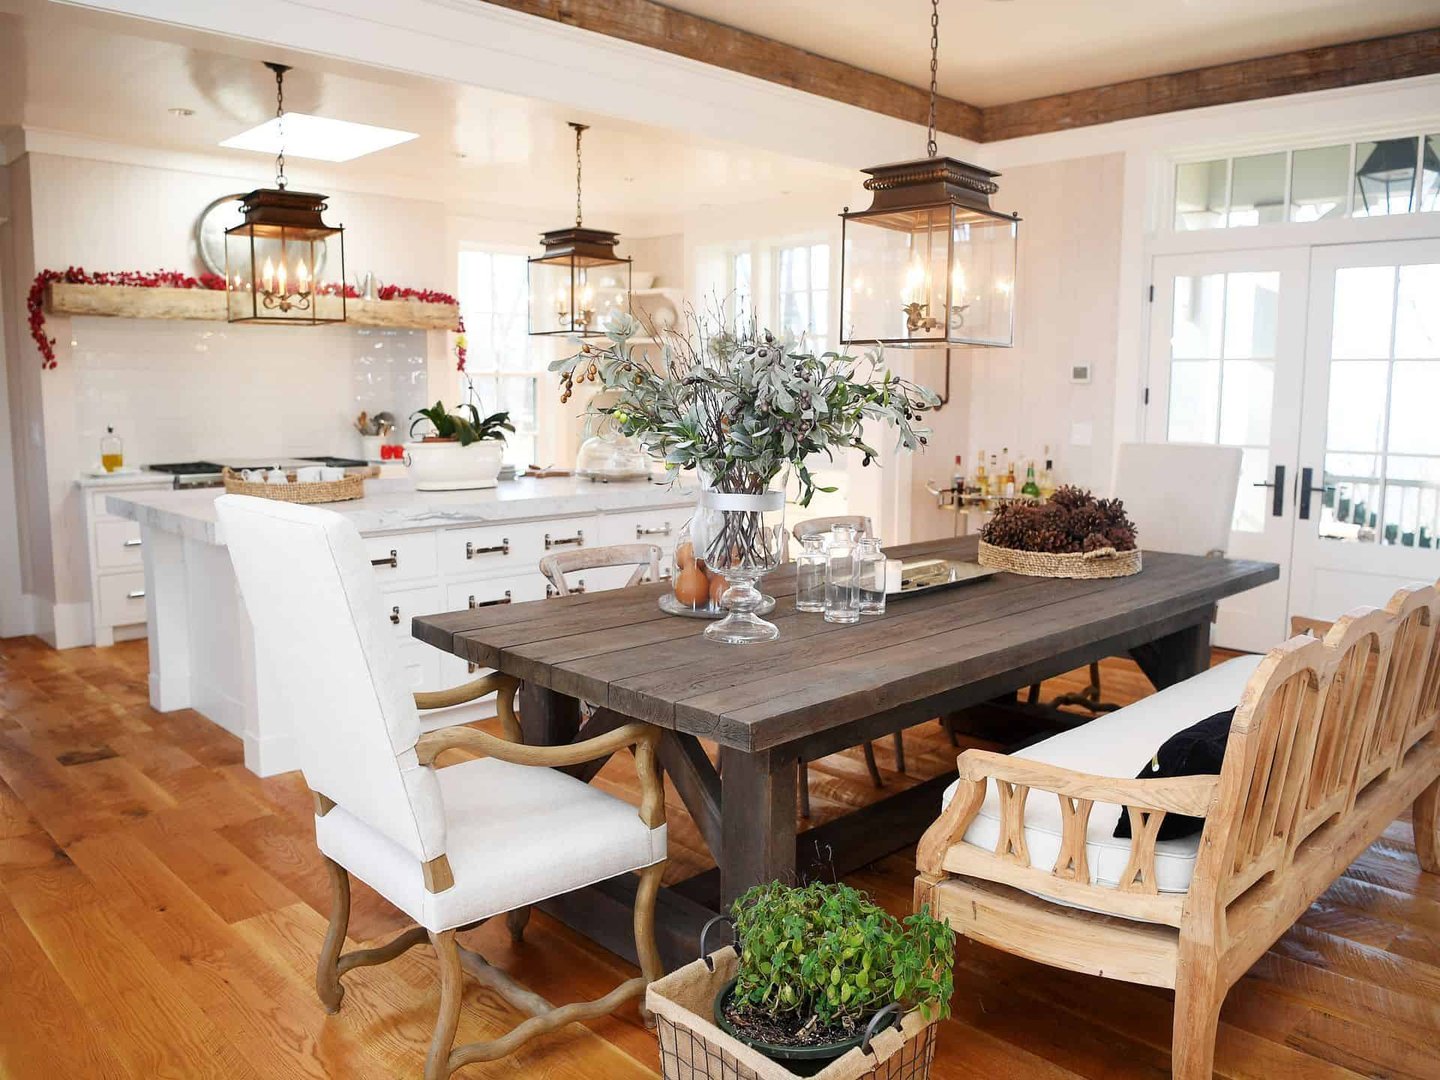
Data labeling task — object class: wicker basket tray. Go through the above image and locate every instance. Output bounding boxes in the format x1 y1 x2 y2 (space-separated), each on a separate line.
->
221 467 367 504
648 949 937 1080
978 539 1142 579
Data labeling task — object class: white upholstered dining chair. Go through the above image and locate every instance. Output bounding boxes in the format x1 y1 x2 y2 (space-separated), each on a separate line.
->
215 494 667 1079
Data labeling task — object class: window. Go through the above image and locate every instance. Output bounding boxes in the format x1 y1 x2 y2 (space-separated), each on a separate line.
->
457 249 540 468
776 243 830 351
731 251 753 327
1172 130 1440 230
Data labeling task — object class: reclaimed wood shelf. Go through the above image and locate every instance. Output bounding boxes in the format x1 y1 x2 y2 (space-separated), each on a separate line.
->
46 282 457 331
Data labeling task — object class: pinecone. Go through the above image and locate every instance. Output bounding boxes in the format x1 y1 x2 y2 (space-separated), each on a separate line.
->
1082 531 1110 553
982 486 1138 554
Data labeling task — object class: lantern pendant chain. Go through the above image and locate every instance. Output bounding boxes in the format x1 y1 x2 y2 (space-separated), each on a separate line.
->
266 61 292 190
569 121 588 228
926 0 939 159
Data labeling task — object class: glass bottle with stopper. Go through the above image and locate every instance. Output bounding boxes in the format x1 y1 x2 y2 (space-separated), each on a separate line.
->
100 426 124 473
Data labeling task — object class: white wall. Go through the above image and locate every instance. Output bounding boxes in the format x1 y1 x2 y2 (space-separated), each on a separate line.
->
0 165 25 635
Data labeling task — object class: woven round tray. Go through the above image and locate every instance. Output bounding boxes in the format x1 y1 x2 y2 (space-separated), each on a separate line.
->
978 539 1142 579
221 468 366 504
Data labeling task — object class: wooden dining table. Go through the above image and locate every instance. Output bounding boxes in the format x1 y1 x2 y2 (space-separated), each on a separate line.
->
413 535 1278 968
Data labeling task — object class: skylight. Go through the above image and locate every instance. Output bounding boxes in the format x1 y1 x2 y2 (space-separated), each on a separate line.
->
220 113 418 163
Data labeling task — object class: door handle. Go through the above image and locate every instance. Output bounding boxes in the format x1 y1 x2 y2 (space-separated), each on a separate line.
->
1298 466 1331 521
371 550 398 569
1252 464 1285 517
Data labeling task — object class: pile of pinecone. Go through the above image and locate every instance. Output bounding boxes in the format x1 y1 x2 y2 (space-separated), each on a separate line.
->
981 486 1138 554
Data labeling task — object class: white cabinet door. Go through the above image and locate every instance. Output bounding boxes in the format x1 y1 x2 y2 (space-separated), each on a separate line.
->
1146 248 1310 651
1288 240 1440 620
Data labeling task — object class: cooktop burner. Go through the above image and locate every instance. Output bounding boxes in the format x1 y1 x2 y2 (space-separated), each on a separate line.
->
148 461 226 476
298 456 369 468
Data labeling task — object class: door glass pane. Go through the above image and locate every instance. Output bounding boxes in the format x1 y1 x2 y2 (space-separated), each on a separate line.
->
1353 137 1418 217
1423 135 1440 212
1228 153 1286 226
1222 272 1279 358
1174 160 1227 230
1290 145 1349 222
1326 361 1388 453
1168 360 1220 443
1219 360 1274 445
1395 264 1440 359
1171 275 1223 358
1323 453 1381 542
1331 266 1394 359
1388 362 1440 455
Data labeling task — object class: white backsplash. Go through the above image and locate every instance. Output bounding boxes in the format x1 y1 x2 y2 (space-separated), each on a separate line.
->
70 318 429 467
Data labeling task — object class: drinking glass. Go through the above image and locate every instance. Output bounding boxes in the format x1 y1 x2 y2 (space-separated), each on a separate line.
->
795 534 827 613
856 537 887 615
824 525 860 624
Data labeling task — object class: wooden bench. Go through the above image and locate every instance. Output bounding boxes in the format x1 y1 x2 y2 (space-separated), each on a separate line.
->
914 581 1440 1078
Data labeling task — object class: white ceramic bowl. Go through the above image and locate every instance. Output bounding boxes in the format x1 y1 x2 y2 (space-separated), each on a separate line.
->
404 439 504 490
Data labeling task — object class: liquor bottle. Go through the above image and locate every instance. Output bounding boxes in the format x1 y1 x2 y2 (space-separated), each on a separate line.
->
1037 445 1057 499
100 426 124 473
1003 456 1017 498
974 451 988 495
951 455 965 495
988 452 1001 496
1021 461 1041 498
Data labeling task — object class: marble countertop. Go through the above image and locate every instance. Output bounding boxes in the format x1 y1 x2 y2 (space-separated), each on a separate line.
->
107 475 696 544
76 470 174 489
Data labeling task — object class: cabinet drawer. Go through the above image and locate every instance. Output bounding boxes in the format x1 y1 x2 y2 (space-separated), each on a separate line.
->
380 583 443 641
95 520 144 570
599 507 685 547
440 517 592 576
97 571 148 627
394 641 441 694
364 532 438 583
444 575 548 674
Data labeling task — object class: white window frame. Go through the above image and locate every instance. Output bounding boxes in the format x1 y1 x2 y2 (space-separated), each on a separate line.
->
773 239 832 352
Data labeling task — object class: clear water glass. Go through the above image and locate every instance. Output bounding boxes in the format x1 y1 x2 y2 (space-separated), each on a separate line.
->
856 537 887 615
795 534 827 613
824 525 860 624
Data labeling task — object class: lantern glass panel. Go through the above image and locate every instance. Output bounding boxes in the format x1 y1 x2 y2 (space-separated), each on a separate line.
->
225 223 345 323
527 255 630 337
949 208 1017 348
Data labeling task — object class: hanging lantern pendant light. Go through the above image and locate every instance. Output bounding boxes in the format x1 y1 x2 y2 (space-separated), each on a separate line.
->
528 121 632 337
225 61 346 324
840 0 1018 349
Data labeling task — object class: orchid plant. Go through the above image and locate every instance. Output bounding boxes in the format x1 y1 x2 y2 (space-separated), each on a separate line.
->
551 309 938 506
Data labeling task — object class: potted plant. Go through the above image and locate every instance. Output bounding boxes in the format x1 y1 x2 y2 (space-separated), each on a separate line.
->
646 881 953 1079
553 309 936 643
404 401 513 491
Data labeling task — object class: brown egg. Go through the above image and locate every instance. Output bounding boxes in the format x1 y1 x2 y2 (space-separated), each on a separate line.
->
673 560 709 608
674 540 695 569
709 571 728 609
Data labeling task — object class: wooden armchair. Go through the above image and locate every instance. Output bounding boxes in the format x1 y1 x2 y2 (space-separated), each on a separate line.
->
916 581 1440 1079
216 495 667 1079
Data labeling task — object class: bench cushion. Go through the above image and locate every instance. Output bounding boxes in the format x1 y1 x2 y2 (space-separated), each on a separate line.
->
940 654 1262 894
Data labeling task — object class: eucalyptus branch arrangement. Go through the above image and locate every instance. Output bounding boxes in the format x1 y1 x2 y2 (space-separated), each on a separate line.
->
550 309 938 507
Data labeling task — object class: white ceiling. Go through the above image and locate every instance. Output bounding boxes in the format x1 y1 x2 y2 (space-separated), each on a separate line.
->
0 0 852 226
665 0 1440 107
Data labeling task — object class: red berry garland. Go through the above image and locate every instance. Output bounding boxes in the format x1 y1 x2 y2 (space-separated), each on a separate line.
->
29 267 467 371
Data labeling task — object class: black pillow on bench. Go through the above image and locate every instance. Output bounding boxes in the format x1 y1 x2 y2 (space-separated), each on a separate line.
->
1113 707 1235 842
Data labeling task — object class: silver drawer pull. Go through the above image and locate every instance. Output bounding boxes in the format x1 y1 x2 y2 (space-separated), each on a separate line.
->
545 530 584 549
468 590 512 609
390 605 401 625
636 523 672 537
123 538 143 548
371 550 398 569
546 580 586 598
127 589 146 599
574 579 587 594
465 539 510 559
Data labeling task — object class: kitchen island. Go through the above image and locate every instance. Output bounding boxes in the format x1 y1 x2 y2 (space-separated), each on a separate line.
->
109 476 693 776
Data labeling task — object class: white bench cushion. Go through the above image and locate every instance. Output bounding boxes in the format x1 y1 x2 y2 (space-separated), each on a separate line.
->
316 755 666 932
940 654 1262 895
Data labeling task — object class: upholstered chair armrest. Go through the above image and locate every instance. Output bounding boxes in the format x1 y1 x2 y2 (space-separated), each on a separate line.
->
413 673 523 741
415 719 665 828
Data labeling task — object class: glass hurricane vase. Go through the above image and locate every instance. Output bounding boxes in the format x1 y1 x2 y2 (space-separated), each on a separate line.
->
691 486 787 644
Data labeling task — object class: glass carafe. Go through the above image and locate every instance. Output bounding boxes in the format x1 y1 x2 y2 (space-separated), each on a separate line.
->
824 525 860 624
100 426 124 473
856 536 887 615
795 534 827 613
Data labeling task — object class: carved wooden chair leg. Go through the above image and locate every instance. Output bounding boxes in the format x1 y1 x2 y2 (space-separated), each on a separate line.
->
891 731 906 774
425 929 464 1080
1171 946 1224 1080
317 856 350 1013
862 741 884 787
797 760 811 818
633 861 666 1026
1417 777 1440 873
505 906 532 943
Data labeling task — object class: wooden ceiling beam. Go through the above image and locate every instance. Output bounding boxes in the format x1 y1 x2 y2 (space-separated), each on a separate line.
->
478 0 983 142
982 27 1440 143
477 6 1439 146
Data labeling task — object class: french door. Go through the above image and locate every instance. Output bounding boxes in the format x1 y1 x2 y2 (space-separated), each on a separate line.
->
1147 249 1310 652
1288 239 1440 619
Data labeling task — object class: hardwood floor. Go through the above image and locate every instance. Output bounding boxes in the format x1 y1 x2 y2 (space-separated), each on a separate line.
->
1 634 1437 1078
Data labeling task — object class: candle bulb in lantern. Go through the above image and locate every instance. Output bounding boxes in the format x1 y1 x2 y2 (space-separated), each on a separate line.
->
902 258 929 306
276 260 288 297
261 257 275 295
295 259 311 295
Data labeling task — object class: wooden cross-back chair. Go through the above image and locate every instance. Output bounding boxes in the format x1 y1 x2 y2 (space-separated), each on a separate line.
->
539 542 663 597
216 495 667 1079
916 579 1440 1079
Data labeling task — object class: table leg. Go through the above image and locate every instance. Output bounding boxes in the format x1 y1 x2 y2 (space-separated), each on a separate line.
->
518 682 581 746
1129 616 1212 691
719 746 797 907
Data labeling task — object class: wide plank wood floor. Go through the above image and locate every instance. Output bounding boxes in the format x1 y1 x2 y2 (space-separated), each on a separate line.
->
1 634 1438 1078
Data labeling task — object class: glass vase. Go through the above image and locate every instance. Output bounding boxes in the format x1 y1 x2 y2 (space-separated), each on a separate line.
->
691 485 787 644
794 533 827 613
